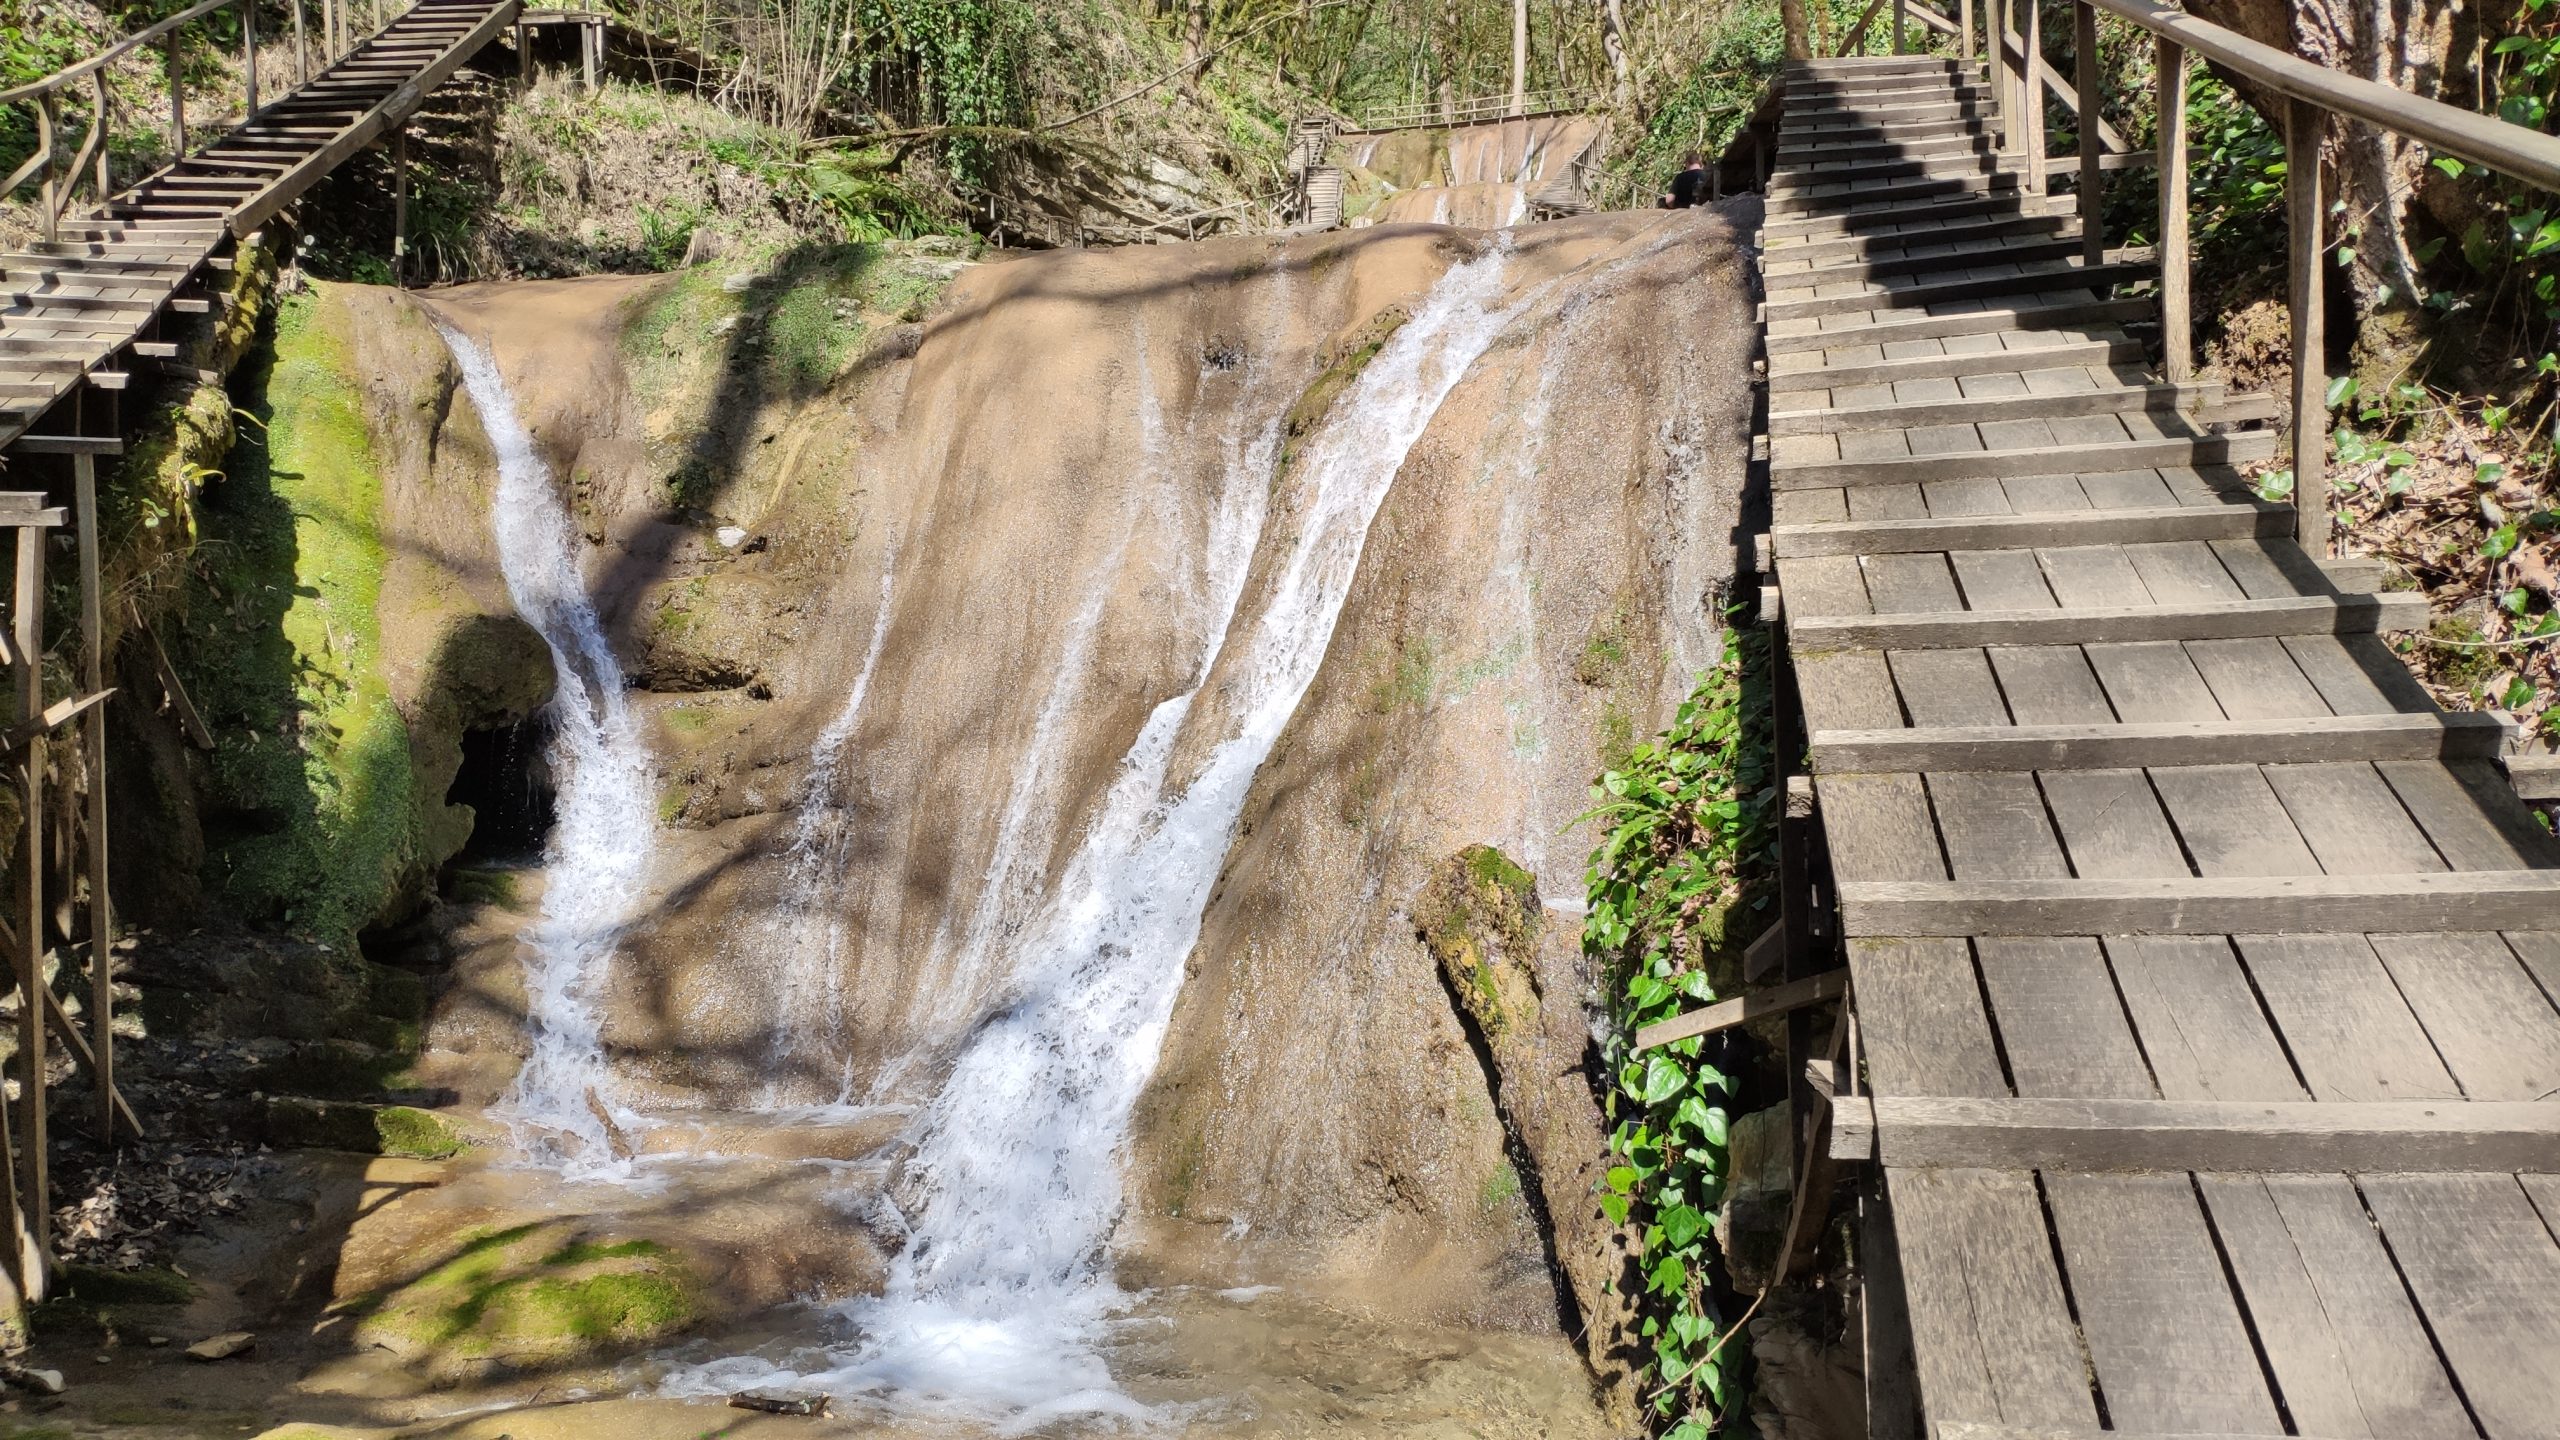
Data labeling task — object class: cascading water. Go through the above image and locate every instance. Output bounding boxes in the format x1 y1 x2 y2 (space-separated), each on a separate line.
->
440 325 659 1175
680 239 1540 1425
757 551 901 1102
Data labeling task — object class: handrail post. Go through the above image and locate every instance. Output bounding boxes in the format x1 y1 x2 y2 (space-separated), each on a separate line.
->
2287 97 2327 554
92 72 111 203
293 0 308 85
243 0 259 117
1961 0 1976 65
165 30 185 158
1894 0 1909 54
2022 0 2044 194
36 95 58 243
2157 36 2191 382
2074 0 2102 263
391 122 409 286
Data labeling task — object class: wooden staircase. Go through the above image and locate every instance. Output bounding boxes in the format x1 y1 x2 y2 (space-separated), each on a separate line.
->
1756 52 2560 1438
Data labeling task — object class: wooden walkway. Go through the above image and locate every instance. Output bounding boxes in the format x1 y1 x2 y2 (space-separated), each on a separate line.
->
1760 55 2560 1437
1 0 517 456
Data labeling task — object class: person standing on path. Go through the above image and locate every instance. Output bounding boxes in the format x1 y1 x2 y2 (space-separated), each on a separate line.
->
1663 154 1712 208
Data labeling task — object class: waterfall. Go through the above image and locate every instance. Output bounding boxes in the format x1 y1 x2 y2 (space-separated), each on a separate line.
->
677 239 1538 1425
759 550 900 1102
439 326 658 1176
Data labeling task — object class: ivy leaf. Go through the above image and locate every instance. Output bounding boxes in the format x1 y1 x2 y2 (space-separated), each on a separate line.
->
2325 375 2359 410
2506 587 2533 617
2433 156 2467 179
1648 1253 1688 1294
2479 461 2509 487
1605 1165 1639 1196
1641 1054 1689 1105
2504 675 2537 709
1599 1192 1631 1226
2486 524 2525 561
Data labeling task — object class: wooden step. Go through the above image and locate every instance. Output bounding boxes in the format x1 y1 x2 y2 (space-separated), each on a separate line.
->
1762 191 2060 242
1764 231 2090 290
1779 113 1986 147
1768 380 2220 437
1834 871 2559 940
1789 80 1995 110
1767 335 2148 394
1763 211 2080 266
1776 132 1997 167
1764 257 2150 322
0 253 201 276
1769 152 2004 196
1766 428 2278 488
1766 170 2022 217
1762 294 2151 355
1769 498 2287 558
1791 591 2428 651
1782 98 1996 136
1808 711 2511 774
0 292 163 314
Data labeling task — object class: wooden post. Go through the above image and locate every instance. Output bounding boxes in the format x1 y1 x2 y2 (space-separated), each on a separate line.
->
1509 0 1526 117
2287 97 2327 554
1998 0 2020 163
243 0 260 118
517 22 532 85
2021 0 2043 194
12 526 47 1284
584 20 601 92
2074 1 2102 263
2158 37 2192 382
1780 775 1818 1174
164 31 186 158
71 459 111 1149
36 96 57 244
90 71 111 202
1893 0 1909 54
293 0 308 85
1961 0 1976 63
390 123 408 286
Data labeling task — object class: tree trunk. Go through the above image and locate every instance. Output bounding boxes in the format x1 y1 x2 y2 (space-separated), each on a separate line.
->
1511 0 1528 115
1780 0 1812 61
1180 0 1210 96
1597 0 1629 107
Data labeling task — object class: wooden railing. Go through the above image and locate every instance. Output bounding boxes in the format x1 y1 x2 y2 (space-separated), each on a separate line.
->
0 0 402 241
1819 0 2560 553
1353 86 1601 133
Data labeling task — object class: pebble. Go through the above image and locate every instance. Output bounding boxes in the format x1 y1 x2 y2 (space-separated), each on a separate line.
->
184 1332 254 1362
2 1364 65 1395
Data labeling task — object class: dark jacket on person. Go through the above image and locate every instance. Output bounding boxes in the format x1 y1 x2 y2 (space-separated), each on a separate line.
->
1667 166 1712 209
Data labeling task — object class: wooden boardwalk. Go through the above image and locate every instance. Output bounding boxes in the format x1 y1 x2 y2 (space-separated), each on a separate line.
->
1 0 517 455
1760 54 2560 1436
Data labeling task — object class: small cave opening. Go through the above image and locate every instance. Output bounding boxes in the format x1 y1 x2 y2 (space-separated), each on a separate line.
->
448 716 557 865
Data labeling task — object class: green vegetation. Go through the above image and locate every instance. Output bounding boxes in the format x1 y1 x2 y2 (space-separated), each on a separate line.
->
1416 843 1543 1038
448 866 524 908
357 1222 699 1361
1578 623 1773 1436
1281 307 1410 474
32 1265 197 1341
186 288 421 944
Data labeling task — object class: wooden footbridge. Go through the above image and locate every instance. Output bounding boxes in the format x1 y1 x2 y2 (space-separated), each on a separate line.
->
1747 3 2560 1435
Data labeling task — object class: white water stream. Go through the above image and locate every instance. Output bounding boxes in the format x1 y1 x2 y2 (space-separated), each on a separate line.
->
440 327 659 1176
679 240 1539 1426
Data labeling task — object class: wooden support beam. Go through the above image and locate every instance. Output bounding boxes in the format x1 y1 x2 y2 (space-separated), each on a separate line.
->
2074 0 2103 263
10 524 46 1287
2288 96 2327 554
134 608 214 750
1829 1095 2560 1174
1809 711 2511 773
0 916 139 1142
1635 967 1847 1051
1835 871 2560 938
73 453 113 1148
2506 754 2559 802
7 435 121 456
1773 501 2282 559
2157 35 2192 383
1936 1424 2365 1440
3 689 115 749
1788 592 2427 650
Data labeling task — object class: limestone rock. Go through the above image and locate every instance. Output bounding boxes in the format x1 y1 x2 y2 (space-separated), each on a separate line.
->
185 1332 254 1362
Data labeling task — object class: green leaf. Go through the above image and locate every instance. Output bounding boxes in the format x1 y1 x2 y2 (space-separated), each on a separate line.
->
1598 1192 1631 1226
1660 1204 1708 1248
2325 375 2360 410
1647 1253 1688 1294
2504 675 2537 709
2479 461 2509 487
2485 524 2524 560
1605 1165 1639 1196
1641 1054 1689 1105
2433 157 2467 179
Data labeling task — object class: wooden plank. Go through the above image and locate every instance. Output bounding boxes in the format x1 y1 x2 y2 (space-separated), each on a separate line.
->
1768 380 2211 436
2 688 114 747
2368 932 2560 1101
2358 1173 2560 1435
10 524 44 1288
1839 1094 2560 1171
1883 1167 2101 1427
1772 432 2277 488
1632 967 1847 1051
2508 753 2560 801
1809 711 2508 773
1838 871 2560 937
1772 500 2278 557
1791 592 2427 650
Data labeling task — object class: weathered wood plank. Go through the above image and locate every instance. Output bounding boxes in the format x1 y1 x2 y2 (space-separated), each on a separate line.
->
1809 711 2507 773
1773 500 2279 557
1792 592 2426 650
1838 871 2560 937
1631 968 1846 1051
2358 1174 2560 1435
1837 1094 2560 1171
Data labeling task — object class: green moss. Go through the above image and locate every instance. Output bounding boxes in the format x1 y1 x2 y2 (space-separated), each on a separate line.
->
448 866 522 908
1477 1160 1522 1214
1576 605 1632 686
360 1222 699 1362
375 1106 467 1160
663 704 712 737
1596 697 1637 772
1366 633 1440 714
61 1265 195 1306
1466 845 1534 896
1414 845 1544 1038
31 1265 196 1341
188 287 417 945
1279 308 1410 474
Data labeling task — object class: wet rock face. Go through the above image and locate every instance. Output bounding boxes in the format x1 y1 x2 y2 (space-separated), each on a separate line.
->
328 206 1752 1335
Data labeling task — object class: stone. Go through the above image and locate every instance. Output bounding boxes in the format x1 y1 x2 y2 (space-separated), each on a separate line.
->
2 1364 66 1395
184 1332 254 1362
728 1390 831 1416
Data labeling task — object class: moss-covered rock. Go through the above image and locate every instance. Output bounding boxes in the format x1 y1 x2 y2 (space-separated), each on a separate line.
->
1279 305 1412 475
31 1264 197 1341
258 1097 467 1159
352 1222 699 1375
1413 843 1543 1038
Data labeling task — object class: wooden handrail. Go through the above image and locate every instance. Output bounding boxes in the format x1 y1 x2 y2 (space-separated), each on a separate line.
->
2086 0 2560 191
0 0 242 105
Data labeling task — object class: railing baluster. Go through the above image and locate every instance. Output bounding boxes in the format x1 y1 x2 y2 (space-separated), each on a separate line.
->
2286 97 2327 553
2158 36 2191 382
37 95 58 243
2075 0 2102 263
166 29 186 157
294 0 309 85
1962 0 1977 64
243 0 260 117
1894 0 1909 54
91 70 110 203
2022 0 2044 193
